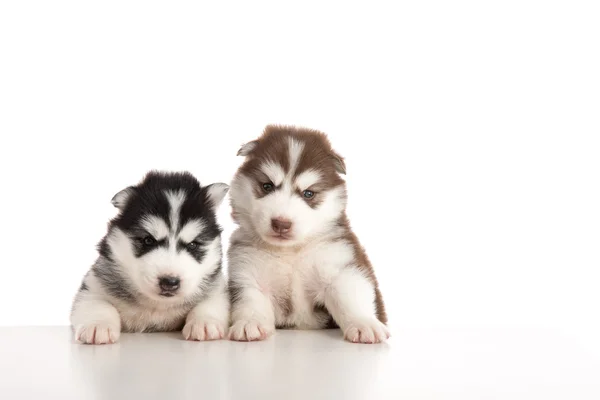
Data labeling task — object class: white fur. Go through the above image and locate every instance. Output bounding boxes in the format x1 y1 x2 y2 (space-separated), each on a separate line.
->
288 137 304 175
111 187 134 209
183 277 230 341
228 235 353 332
228 232 388 343
206 183 229 208
141 215 170 240
294 169 321 190
228 242 277 341
106 229 138 271
322 267 389 343
260 161 286 186
71 292 121 344
166 190 185 230
178 219 205 243
237 140 258 156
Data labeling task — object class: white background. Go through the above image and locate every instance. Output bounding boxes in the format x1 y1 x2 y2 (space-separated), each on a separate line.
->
1 0 598 356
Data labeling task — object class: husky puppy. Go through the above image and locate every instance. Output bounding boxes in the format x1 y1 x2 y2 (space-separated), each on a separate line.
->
71 171 230 344
228 125 389 343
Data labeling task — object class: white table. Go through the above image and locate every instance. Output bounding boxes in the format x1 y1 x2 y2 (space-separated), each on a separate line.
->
0 326 599 399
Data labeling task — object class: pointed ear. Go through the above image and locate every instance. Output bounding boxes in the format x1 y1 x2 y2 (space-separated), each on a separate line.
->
332 152 346 175
205 183 229 209
237 140 258 156
111 186 135 209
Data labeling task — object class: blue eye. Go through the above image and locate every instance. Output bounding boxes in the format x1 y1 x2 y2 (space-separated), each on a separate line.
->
262 182 274 192
142 236 156 246
303 190 315 199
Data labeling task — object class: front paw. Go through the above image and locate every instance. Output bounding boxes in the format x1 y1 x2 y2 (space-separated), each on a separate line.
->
75 323 120 344
228 320 274 342
343 318 390 344
182 320 226 341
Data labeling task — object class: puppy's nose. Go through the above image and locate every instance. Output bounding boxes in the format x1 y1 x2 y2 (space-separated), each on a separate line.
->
158 276 180 292
271 218 292 234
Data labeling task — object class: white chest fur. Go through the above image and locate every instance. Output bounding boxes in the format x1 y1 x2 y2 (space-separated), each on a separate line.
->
116 302 190 332
230 236 356 329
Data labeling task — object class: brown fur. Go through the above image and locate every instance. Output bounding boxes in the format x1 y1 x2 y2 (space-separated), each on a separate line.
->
238 125 346 209
335 214 388 324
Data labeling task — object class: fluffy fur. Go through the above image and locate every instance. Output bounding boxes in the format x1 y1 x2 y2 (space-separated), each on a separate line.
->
228 125 389 344
71 171 230 344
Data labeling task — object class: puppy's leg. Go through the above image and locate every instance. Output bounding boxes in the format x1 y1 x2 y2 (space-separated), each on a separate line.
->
71 293 121 345
324 268 390 344
228 284 275 342
183 279 230 341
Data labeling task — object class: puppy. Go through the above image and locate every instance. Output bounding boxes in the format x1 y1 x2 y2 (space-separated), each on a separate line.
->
228 125 389 343
71 171 230 344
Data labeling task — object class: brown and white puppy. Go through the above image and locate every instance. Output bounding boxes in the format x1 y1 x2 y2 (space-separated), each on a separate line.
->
227 125 388 343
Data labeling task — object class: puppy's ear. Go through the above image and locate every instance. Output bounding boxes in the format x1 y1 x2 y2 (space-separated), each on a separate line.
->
332 151 346 175
237 140 258 156
205 183 229 209
111 186 135 209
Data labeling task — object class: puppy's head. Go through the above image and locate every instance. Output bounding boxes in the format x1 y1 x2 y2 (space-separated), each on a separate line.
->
230 125 347 247
102 171 228 302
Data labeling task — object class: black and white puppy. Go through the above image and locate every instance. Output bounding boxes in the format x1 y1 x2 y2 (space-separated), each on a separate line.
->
71 171 230 344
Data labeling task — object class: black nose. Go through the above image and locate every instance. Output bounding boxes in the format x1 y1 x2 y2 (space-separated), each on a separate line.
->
158 276 180 292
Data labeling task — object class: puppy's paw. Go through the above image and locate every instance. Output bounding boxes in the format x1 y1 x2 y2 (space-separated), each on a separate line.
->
75 323 120 345
228 320 274 342
182 320 226 341
343 318 390 344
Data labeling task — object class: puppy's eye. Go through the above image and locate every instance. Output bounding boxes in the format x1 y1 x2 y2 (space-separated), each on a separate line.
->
187 241 200 250
142 236 156 246
303 190 315 199
262 182 274 192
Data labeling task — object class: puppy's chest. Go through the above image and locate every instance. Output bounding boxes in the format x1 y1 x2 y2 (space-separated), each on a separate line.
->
258 249 339 329
117 302 191 333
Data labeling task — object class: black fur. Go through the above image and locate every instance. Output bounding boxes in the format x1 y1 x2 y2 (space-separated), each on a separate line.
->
92 259 138 302
130 237 169 258
176 240 208 264
201 261 222 290
97 236 112 262
107 171 222 243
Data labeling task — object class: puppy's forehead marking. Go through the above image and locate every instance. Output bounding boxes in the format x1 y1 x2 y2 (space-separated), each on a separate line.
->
288 137 305 175
141 215 170 239
178 219 206 242
294 169 321 190
165 190 186 232
260 161 286 186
